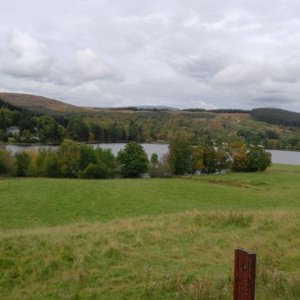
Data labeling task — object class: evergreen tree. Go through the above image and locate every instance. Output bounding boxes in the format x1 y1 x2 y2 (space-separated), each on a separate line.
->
117 142 148 178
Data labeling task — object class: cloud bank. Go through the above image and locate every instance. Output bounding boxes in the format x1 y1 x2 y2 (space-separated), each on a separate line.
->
1 0 300 111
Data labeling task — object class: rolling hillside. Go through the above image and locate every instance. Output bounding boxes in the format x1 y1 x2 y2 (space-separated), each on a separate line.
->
252 107 300 128
1 92 300 149
0 92 80 113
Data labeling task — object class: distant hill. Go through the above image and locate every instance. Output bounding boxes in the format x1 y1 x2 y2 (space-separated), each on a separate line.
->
0 93 179 114
107 105 178 111
2 92 300 150
251 108 300 129
0 93 80 114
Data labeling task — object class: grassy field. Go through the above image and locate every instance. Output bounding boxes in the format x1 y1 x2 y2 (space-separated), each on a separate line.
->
1 164 300 299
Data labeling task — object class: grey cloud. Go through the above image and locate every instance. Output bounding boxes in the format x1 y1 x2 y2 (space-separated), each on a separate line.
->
1 0 300 111
172 55 230 81
253 96 294 105
211 63 266 86
250 96 298 110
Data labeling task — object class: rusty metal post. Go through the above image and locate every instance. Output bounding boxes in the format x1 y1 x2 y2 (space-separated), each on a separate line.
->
233 249 256 300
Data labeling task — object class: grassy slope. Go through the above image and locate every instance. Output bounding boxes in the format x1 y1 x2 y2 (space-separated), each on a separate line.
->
0 165 300 230
0 92 80 112
1 165 300 299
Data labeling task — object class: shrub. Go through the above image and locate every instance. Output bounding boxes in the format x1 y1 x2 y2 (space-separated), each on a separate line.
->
0 149 14 175
14 151 30 176
117 142 148 178
81 163 113 179
232 146 271 172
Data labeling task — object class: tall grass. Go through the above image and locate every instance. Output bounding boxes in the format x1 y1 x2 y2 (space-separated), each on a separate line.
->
1 212 300 299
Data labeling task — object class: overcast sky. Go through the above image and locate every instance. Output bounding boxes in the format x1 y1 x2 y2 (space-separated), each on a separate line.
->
1 0 300 111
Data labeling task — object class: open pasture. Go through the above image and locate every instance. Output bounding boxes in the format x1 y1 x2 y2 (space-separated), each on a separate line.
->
1 164 300 299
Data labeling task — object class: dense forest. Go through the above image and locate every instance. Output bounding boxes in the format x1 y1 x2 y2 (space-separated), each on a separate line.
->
251 108 300 128
0 98 145 144
1 94 300 150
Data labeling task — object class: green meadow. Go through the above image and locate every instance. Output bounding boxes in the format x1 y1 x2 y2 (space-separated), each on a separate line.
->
1 164 300 299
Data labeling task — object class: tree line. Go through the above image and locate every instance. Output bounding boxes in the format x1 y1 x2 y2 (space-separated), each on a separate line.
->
0 99 145 144
0 138 271 179
168 136 271 175
251 108 300 129
2 97 299 150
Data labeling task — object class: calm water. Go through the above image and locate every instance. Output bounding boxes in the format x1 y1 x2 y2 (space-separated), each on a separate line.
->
5 143 169 159
267 150 300 165
4 144 300 165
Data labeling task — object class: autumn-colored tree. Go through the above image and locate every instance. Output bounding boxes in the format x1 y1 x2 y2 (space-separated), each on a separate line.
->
215 146 232 172
202 146 218 174
191 146 204 173
232 147 248 172
232 146 271 172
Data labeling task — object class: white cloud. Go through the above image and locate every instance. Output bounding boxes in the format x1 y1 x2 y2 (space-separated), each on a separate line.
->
211 63 266 86
1 1 300 110
76 48 122 82
1 30 52 78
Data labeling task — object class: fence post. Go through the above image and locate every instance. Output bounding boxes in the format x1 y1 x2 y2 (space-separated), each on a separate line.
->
233 249 256 300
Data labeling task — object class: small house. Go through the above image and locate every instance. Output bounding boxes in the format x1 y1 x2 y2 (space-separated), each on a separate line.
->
6 126 20 136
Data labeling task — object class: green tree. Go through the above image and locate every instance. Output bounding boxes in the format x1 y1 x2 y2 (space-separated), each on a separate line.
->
33 116 64 143
14 151 30 176
57 141 80 178
168 136 192 175
191 146 205 173
150 153 159 167
95 148 116 171
128 120 144 142
246 146 271 172
90 123 104 141
78 144 96 170
0 129 7 142
36 148 59 177
67 118 89 142
0 149 14 175
0 109 8 130
148 153 159 177
117 142 148 178
21 129 31 143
